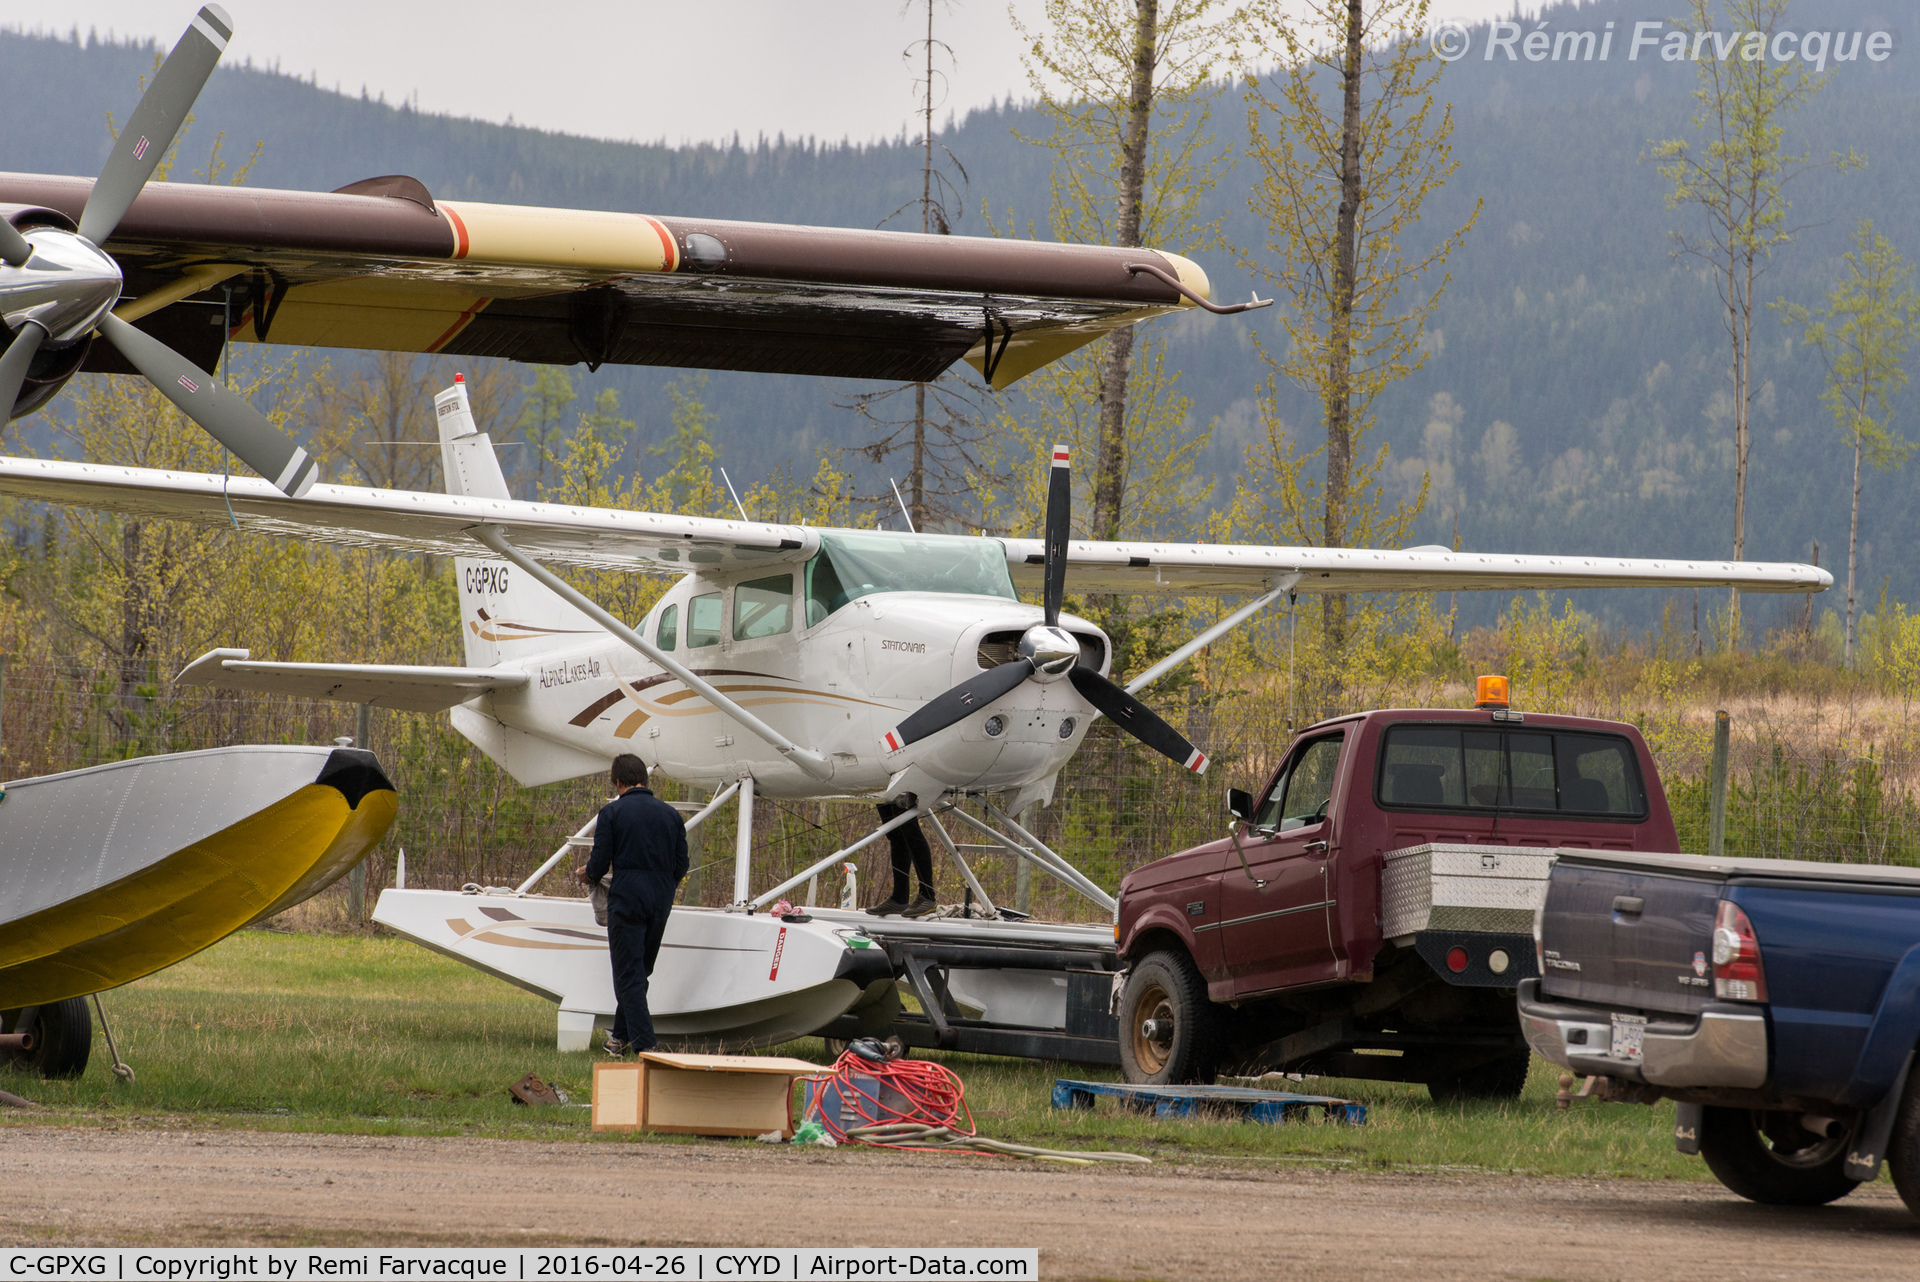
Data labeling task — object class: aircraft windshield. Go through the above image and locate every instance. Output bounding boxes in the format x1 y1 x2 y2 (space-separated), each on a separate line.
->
805 531 1015 625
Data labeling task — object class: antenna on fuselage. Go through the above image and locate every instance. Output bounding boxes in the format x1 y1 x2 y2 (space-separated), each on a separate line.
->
719 467 751 522
889 478 917 533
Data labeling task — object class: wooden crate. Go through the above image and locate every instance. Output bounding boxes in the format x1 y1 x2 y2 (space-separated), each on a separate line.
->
592 1052 827 1137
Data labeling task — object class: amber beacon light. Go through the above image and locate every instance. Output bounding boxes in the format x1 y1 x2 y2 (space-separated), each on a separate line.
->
1475 674 1511 709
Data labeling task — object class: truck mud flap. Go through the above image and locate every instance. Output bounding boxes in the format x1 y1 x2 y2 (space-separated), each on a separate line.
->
1845 1050 1915 1181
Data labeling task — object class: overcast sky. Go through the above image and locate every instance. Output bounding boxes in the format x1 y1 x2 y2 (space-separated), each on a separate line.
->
1 1 1539 147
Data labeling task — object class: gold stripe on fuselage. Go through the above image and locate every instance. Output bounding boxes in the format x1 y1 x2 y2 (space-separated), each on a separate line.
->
584 675 889 740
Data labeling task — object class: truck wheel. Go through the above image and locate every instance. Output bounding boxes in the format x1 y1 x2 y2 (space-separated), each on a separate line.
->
1888 1059 1920 1217
1698 1107 1857 1206
1 999 92 1079
1427 1051 1531 1104
1117 951 1220 1086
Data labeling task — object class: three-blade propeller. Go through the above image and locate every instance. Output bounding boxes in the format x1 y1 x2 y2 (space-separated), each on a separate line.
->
0 5 317 497
880 444 1209 775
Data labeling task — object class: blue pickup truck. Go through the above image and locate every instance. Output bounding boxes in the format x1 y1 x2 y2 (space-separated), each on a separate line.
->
1518 848 1920 1215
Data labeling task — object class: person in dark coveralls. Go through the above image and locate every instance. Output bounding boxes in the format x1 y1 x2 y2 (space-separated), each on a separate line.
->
866 793 937 918
575 754 688 1056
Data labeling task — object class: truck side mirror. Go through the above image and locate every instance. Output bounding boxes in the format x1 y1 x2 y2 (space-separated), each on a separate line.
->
1227 787 1252 822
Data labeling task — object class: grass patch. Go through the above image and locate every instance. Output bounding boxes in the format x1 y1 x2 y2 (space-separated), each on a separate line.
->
3 931 1707 1179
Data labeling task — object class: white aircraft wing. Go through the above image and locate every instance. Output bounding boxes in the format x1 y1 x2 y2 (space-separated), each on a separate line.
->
177 648 530 713
0 457 1830 597
0 457 815 573
1000 538 1832 596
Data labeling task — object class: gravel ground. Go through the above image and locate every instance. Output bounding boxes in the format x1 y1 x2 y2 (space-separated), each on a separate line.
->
8 1125 1919 1279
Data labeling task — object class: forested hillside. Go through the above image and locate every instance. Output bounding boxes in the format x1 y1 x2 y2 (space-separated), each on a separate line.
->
3 0 1917 630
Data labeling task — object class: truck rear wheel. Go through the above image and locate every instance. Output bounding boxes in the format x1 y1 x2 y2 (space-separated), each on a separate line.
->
1699 1107 1857 1206
1118 951 1220 1086
1888 1058 1920 1218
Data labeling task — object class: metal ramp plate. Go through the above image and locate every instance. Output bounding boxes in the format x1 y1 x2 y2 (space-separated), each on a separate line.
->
1051 1079 1367 1125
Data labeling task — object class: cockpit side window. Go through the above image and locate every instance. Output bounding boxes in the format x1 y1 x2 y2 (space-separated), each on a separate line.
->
688 592 722 648
805 553 849 626
735 574 793 640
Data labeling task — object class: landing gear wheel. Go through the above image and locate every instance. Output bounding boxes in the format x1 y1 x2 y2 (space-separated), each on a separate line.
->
1427 1050 1531 1103
1 998 92 1079
1885 1061 1920 1217
1117 950 1220 1086
1699 1106 1858 1206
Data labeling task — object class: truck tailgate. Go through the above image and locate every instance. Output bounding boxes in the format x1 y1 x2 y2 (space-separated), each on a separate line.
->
1539 854 1721 1016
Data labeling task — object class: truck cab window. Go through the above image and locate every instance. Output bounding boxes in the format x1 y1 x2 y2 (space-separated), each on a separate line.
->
1380 726 1467 805
1555 733 1646 814
1507 733 1556 809
1463 730 1503 806
1275 734 1343 831
1378 724 1646 817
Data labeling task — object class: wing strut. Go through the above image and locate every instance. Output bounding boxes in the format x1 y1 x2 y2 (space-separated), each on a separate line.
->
469 524 833 781
980 312 1014 384
1120 578 1299 697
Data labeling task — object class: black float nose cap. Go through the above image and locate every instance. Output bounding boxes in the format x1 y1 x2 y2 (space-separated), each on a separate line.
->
315 748 395 810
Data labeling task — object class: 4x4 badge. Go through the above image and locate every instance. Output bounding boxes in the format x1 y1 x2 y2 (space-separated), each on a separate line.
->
1693 951 1708 977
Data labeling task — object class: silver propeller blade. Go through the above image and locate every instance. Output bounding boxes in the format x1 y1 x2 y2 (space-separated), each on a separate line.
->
1068 666 1209 774
0 221 33 268
77 5 233 247
883 658 1036 751
99 313 316 497
0 323 48 417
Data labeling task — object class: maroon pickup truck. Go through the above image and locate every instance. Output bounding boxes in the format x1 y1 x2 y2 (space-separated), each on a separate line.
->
1114 697 1680 1099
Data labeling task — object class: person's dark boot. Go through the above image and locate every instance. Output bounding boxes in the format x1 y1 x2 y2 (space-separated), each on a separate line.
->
865 897 909 916
902 890 939 918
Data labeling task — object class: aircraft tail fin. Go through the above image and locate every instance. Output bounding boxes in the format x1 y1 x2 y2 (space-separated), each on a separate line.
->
436 377 602 668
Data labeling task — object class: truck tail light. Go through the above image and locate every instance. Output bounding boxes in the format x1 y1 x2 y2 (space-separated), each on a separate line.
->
1712 900 1768 1002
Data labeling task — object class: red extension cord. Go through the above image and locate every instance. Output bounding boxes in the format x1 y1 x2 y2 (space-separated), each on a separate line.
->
804 1050 976 1147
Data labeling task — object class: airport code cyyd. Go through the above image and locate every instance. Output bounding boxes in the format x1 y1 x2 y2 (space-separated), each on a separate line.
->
1 1253 1038 1281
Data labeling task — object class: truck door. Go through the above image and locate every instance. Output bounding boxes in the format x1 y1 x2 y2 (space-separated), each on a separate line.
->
1217 731 1344 994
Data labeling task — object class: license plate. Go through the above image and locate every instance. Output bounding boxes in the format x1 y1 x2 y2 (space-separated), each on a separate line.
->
1611 1013 1647 1060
